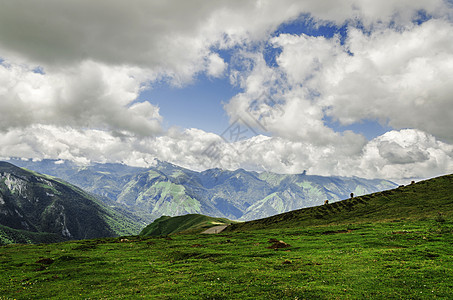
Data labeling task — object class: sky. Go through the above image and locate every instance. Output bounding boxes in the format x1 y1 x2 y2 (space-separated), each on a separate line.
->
1 0 453 182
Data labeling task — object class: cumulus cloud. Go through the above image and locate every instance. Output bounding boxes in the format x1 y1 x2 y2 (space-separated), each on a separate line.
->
220 1 453 180
321 19 453 142
223 43 363 151
225 12 453 149
359 130 453 180
0 0 305 80
0 60 162 136
244 19 453 146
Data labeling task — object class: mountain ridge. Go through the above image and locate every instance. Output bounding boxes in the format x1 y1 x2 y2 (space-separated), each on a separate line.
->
6 158 397 222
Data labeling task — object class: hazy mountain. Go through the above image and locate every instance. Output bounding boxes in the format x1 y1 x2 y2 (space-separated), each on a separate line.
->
0 162 145 244
8 158 397 222
8 159 146 201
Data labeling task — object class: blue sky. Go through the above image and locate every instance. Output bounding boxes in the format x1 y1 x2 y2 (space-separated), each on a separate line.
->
1 1 453 181
143 19 390 140
141 74 236 134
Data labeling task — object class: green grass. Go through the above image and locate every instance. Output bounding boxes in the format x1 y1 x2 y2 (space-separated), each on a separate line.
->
1 173 452 298
0 219 452 299
140 214 236 236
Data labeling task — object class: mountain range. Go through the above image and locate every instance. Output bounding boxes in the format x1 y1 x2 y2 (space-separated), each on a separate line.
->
7 158 397 223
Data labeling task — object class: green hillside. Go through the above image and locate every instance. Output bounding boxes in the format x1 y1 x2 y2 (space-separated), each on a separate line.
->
226 174 453 232
0 173 452 298
140 214 235 236
0 162 145 244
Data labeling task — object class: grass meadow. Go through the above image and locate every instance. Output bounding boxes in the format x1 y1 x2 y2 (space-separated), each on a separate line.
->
1 218 452 299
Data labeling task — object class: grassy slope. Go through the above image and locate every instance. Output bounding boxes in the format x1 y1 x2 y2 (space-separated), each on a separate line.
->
0 174 452 298
226 174 453 232
140 214 235 236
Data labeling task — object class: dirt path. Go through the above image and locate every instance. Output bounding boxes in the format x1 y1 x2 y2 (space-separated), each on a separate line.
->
201 225 228 234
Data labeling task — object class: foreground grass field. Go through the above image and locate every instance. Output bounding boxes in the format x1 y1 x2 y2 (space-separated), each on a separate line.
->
2 174 452 299
1 218 452 299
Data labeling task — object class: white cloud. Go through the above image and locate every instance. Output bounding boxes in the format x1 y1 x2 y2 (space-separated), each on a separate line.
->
0 60 162 136
1 0 447 77
220 5 453 181
321 19 453 143
1 125 451 181
225 17 453 146
0 0 303 81
1 0 453 181
206 53 227 78
223 47 361 149
359 130 453 180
